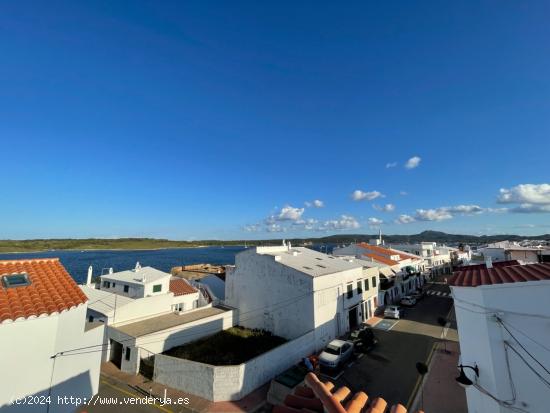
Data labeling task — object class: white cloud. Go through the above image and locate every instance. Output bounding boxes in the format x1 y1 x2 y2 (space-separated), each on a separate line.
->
415 208 453 221
243 224 261 232
368 217 384 228
373 203 395 212
510 204 550 213
394 214 416 224
266 205 305 223
445 205 485 214
498 184 550 204
386 162 397 168
351 190 384 201
266 223 284 232
405 156 421 169
319 215 360 231
399 191 408 196
305 199 324 208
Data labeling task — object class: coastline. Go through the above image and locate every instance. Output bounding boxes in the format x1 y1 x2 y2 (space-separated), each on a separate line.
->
0 245 219 254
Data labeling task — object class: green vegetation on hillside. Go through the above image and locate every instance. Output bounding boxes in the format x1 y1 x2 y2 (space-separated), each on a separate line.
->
0 230 548 253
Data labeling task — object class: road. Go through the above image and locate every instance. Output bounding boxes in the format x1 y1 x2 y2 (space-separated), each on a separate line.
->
331 283 457 408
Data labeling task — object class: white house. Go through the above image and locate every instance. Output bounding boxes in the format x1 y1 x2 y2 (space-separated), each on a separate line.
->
0 258 104 413
333 242 425 273
79 263 235 375
450 260 550 413
390 242 453 275
225 243 379 350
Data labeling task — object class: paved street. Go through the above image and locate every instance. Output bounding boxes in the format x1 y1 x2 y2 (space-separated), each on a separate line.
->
330 283 458 409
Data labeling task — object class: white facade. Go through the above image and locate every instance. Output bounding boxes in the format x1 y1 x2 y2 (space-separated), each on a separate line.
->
451 280 550 413
98 265 171 299
390 242 453 275
225 245 379 350
0 304 104 413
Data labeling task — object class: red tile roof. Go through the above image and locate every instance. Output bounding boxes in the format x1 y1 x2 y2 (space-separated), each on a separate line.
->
0 258 87 323
450 262 550 287
361 252 399 266
357 243 420 263
169 278 198 296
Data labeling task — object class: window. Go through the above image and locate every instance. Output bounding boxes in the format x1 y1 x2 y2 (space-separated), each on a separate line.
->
372 276 377 288
347 283 353 299
357 281 362 294
113 283 116 287
102 281 111 288
152 284 162 293
2 273 31 288
123 285 129 293
88 315 94 322
125 347 131 361
365 278 370 291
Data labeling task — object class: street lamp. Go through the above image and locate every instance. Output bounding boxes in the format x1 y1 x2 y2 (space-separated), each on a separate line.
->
455 364 479 388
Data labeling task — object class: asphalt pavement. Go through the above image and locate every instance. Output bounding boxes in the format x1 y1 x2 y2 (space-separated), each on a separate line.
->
332 283 457 409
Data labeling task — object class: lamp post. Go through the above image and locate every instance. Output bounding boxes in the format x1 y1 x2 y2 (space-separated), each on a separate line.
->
455 364 479 388
437 316 450 353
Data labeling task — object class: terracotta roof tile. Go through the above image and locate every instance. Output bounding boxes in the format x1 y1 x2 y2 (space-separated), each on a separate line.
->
0 258 87 323
361 253 399 266
169 278 198 296
449 262 550 287
357 243 421 263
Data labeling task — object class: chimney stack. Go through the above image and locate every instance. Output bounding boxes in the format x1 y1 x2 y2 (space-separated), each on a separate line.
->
86 266 93 286
485 256 493 269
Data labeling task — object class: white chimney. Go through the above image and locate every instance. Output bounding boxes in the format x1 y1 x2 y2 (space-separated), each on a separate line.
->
86 266 93 286
109 267 114 274
135 262 141 271
288 241 292 251
485 256 493 269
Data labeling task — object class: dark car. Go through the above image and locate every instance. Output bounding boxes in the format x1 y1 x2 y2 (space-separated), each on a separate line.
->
349 326 378 352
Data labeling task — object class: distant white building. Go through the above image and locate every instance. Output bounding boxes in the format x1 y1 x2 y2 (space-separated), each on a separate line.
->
450 260 550 413
0 258 104 413
390 242 453 275
480 241 545 264
225 244 379 350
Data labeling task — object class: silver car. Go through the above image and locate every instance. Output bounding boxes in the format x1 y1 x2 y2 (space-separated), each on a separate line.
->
319 339 354 369
384 305 403 319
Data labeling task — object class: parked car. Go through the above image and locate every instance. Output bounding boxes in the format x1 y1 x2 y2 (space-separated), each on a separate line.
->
400 296 417 307
319 340 354 369
350 326 378 352
384 305 404 319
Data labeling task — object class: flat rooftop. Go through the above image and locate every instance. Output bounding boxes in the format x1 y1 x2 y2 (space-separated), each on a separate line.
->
113 305 231 338
257 246 363 277
101 266 170 285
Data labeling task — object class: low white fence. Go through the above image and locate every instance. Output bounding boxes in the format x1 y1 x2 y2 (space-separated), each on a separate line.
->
153 330 315 401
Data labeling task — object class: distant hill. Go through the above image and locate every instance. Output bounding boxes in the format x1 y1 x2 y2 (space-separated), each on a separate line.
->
0 231 549 253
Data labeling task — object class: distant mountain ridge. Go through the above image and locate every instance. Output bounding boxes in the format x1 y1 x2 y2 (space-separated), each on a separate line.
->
0 231 549 253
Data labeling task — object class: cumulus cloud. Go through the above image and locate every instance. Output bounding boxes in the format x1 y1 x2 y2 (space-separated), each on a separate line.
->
415 208 454 221
351 190 384 201
405 156 421 169
373 203 395 212
319 215 360 231
266 223 284 232
498 184 550 204
368 217 384 228
266 205 305 223
386 162 397 168
498 184 550 213
305 199 324 208
399 191 408 196
394 214 416 224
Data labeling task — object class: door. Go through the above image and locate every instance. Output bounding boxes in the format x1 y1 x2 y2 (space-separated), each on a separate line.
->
109 339 123 369
348 307 358 330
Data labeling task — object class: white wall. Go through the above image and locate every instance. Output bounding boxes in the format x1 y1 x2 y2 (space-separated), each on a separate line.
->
225 249 315 340
452 281 550 413
107 309 236 375
153 330 316 401
0 305 104 413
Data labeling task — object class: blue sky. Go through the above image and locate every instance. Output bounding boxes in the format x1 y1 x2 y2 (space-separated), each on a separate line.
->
1 1 550 240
